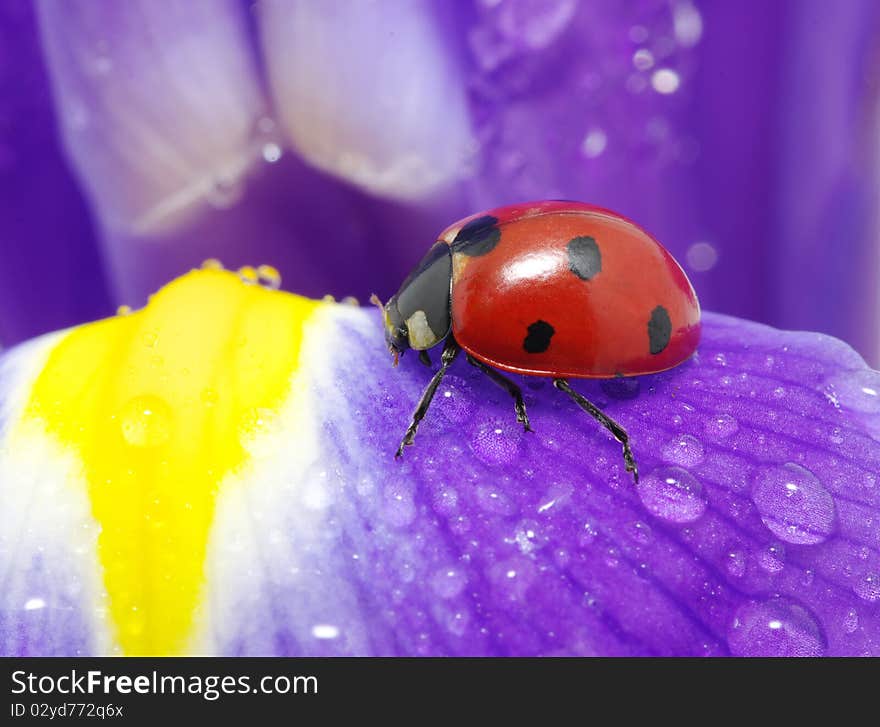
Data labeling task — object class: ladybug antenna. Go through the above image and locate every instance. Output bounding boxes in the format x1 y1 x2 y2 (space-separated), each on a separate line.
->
370 292 403 367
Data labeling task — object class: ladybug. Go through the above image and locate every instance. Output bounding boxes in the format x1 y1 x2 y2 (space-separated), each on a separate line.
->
370 201 701 483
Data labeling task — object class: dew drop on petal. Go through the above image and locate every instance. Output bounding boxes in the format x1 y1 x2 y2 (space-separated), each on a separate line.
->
751 463 835 545
651 68 680 94
705 413 738 440
629 520 653 544
311 624 340 640
471 422 522 465
757 542 786 573
431 567 467 600
580 128 607 158
726 549 746 578
843 609 859 633
513 518 547 553
119 395 173 448
489 558 535 601
637 466 706 523
727 599 825 657
825 369 880 413
381 484 416 528
438 376 474 424
854 572 880 603
661 433 705 467
256 264 281 289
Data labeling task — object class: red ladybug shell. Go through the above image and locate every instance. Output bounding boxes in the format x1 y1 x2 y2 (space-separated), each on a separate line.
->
440 201 701 378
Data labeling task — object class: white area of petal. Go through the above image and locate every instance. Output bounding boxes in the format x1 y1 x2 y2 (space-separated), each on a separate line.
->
259 0 474 200
36 0 270 235
0 333 113 656
192 305 373 655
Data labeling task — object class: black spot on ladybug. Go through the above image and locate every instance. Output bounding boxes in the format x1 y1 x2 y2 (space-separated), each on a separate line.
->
451 215 501 257
567 236 602 280
523 320 555 353
648 305 672 354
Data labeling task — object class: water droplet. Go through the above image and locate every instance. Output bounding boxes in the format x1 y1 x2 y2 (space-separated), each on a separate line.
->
600 377 640 400
705 413 738 440
727 599 825 657
726 549 746 578
142 331 158 348
431 567 467 599
673 1 703 46
471 421 522 465
431 485 459 515
311 624 340 640
843 609 859 633
513 519 546 553
578 520 599 547
261 142 283 163
438 376 474 424
489 558 535 601
637 466 706 523
686 242 718 272
382 484 416 528
116 305 132 316
537 482 574 514
257 264 281 289
825 370 880 413
629 520 653 544
651 68 680 94
828 427 844 446
758 542 786 573
24 597 46 611
201 258 224 271
751 463 835 545
661 434 705 467
475 484 516 516
119 395 173 448
580 128 607 158
854 572 880 602
632 48 654 71
237 265 259 284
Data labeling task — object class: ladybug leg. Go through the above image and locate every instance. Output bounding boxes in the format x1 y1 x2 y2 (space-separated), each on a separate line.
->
418 350 432 367
553 378 639 484
465 354 533 432
396 338 461 458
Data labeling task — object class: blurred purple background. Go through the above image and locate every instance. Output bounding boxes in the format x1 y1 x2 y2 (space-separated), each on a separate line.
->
1 0 879 364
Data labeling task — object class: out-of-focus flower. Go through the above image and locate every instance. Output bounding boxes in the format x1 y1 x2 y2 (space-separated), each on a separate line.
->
1 1 878 363
1 268 879 656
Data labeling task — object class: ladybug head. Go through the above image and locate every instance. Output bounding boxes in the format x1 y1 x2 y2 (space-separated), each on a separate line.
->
370 242 453 366
370 293 410 366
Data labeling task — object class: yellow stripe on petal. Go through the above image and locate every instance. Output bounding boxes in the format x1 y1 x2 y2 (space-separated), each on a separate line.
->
22 269 321 655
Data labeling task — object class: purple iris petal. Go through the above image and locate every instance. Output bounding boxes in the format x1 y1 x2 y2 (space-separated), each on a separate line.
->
218 310 879 656
1 305 878 655
322 311 880 655
0 2 110 344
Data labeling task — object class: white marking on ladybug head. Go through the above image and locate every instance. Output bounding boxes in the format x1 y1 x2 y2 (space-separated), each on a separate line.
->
440 228 459 244
406 310 438 350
